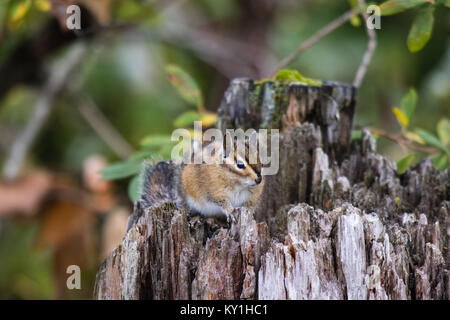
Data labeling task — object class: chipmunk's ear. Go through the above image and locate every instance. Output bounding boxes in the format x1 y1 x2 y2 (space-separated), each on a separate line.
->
223 131 234 158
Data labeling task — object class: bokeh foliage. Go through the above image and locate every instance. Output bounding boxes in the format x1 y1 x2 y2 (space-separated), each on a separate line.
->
0 0 448 299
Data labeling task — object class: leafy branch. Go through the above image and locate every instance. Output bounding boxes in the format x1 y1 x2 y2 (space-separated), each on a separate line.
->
364 88 450 173
380 0 450 52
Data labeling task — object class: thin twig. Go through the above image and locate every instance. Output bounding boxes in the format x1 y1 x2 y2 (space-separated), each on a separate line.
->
353 0 377 88
270 6 360 77
155 8 276 79
74 94 135 160
3 43 88 181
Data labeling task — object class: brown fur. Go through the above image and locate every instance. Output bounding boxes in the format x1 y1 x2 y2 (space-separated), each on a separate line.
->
181 139 264 219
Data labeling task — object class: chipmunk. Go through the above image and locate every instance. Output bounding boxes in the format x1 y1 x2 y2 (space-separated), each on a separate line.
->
128 135 264 230
180 137 264 224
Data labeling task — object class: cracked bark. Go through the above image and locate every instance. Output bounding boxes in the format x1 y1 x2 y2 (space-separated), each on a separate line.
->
94 78 448 300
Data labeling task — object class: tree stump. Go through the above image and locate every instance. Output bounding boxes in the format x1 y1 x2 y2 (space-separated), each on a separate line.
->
94 79 449 300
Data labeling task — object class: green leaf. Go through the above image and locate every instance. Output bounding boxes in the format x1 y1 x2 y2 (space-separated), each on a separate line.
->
173 111 202 128
436 118 450 145
165 64 204 111
129 150 159 161
407 6 434 53
128 175 141 203
140 134 173 149
431 153 449 170
416 128 450 155
400 88 417 122
101 161 141 181
379 0 428 16
397 153 415 173
404 131 425 144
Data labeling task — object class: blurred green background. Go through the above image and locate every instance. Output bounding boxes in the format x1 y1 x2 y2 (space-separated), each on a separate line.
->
0 0 448 299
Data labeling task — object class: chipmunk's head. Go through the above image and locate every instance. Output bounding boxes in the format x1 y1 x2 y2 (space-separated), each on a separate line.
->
222 136 263 188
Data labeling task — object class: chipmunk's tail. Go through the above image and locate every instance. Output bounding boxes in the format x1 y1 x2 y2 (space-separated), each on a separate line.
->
140 160 182 208
127 160 183 231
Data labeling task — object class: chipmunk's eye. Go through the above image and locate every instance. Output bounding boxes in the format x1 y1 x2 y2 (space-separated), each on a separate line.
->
237 161 245 169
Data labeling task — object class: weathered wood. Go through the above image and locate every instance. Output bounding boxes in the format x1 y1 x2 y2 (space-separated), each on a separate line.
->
94 79 448 300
